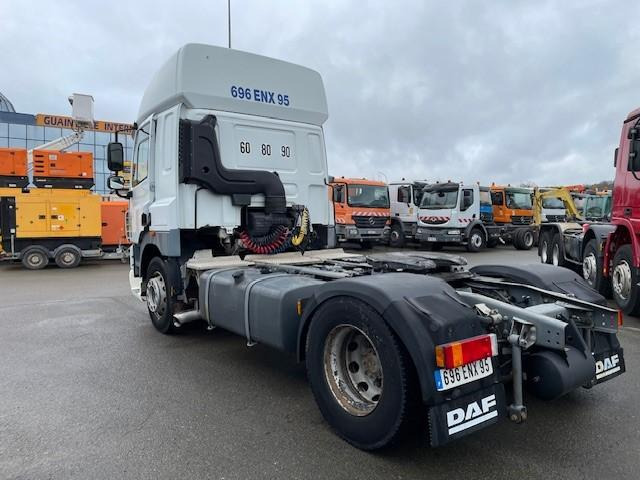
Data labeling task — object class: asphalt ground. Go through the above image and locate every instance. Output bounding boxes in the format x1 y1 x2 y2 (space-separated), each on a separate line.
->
1 246 639 479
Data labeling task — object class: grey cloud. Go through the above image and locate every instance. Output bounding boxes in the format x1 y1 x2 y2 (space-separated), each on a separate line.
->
1 0 636 186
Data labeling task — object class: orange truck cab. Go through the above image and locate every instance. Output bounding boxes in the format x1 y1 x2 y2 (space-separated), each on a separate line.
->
490 185 537 249
329 177 390 246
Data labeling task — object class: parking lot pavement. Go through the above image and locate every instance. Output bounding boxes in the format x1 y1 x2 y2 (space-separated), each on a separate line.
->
1 247 639 479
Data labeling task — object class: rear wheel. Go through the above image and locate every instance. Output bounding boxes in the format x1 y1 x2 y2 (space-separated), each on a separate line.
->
550 234 569 267
145 257 178 334
54 245 82 268
466 228 485 252
21 246 49 270
612 245 640 316
305 297 420 450
389 223 405 248
582 240 611 297
539 231 552 264
514 229 534 250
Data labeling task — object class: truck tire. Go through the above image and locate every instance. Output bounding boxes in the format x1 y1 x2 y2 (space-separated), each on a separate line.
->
21 246 49 270
611 245 640 316
550 234 569 267
514 229 534 250
145 257 178 334
389 223 405 248
54 245 82 268
466 228 485 252
582 240 611 298
305 296 420 450
539 231 552 264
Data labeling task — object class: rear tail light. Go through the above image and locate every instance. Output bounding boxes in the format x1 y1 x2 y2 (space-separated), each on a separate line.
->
435 334 498 369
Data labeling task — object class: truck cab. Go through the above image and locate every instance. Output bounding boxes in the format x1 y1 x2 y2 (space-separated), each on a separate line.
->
387 179 427 247
415 182 501 251
490 185 536 249
330 177 390 246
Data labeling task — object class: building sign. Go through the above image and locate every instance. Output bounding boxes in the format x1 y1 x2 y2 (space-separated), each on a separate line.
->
35 114 133 133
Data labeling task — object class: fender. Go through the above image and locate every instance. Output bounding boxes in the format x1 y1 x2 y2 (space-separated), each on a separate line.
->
464 220 487 241
583 223 616 257
604 221 640 270
296 272 489 403
134 229 181 277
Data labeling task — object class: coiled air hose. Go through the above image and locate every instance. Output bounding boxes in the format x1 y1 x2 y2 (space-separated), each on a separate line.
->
240 207 310 255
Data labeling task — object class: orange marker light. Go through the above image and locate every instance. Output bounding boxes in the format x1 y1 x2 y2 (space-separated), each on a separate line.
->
435 334 498 369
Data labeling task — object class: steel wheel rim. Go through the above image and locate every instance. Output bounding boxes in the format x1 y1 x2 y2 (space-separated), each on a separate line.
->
613 259 632 301
471 233 482 248
147 272 167 316
582 252 597 286
524 231 534 248
541 240 549 263
552 244 560 266
390 230 400 242
27 252 45 268
323 324 383 416
60 251 76 266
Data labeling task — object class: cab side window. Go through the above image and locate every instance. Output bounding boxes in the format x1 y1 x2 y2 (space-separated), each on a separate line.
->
333 185 345 203
461 189 473 211
491 191 503 206
133 128 150 187
397 186 411 203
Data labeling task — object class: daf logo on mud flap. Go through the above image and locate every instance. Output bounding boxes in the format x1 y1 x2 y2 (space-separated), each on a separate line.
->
446 394 498 435
595 354 620 380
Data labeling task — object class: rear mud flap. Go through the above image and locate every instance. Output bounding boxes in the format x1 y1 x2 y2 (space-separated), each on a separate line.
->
592 348 625 385
428 383 506 447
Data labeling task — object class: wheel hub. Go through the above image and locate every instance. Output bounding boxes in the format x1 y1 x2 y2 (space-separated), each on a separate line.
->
61 252 74 265
472 233 482 247
613 260 632 301
147 273 167 315
323 325 383 416
582 252 597 286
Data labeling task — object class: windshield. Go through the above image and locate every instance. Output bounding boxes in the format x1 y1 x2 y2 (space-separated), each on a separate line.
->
505 191 532 209
572 195 586 210
479 190 491 205
347 184 389 208
542 197 565 209
584 196 611 218
420 189 459 209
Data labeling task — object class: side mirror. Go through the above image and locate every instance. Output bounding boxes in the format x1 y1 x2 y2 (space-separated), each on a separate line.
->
107 142 124 172
107 175 125 190
630 138 640 171
333 186 344 203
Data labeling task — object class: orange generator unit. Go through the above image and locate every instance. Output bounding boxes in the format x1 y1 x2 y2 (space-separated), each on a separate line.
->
33 149 94 189
100 201 129 249
0 147 28 188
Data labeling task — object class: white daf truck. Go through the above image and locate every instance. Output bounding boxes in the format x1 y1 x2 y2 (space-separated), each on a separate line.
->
388 179 428 247
106 44 625 450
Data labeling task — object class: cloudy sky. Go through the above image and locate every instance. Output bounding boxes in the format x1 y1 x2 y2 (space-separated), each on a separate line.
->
1 0 637 185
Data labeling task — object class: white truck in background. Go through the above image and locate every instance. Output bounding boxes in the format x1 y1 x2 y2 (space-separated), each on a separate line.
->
105 44 625 451
388 179 428 247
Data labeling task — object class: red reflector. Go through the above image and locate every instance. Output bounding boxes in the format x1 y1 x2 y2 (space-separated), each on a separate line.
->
618 310 624 327
435 334 497 369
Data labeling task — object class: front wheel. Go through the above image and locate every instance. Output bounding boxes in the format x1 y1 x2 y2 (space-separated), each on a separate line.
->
389 223 405 248
305 297 420 450
611 245 640 316
466 228 486 252
145 257 178 334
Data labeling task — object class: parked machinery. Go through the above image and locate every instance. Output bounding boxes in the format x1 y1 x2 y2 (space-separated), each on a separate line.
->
387 179 428 247
415 182 502 251
0 148 29 188
330 177 390 247
103 44 626 450
490 185 536 250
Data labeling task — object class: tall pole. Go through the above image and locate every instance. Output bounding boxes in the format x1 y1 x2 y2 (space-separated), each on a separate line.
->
228 0 231 48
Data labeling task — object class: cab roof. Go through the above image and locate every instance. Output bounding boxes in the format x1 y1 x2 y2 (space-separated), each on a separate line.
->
137 44 328 126
330 177 387 186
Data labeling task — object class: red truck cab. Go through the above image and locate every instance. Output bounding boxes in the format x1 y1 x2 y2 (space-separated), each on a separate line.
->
604 107 640 314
